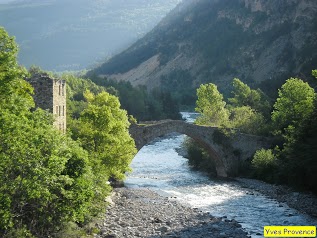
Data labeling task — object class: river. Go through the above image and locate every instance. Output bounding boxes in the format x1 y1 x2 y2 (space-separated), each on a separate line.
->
125 112 316 237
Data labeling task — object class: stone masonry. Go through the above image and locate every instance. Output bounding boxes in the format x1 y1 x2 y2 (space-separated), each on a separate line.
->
129 120 274 177
26 73 66 133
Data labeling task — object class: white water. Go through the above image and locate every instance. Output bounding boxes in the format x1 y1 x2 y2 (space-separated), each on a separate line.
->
125 112 317 237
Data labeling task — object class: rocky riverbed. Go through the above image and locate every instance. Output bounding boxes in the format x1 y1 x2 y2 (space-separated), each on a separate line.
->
95 187 248 238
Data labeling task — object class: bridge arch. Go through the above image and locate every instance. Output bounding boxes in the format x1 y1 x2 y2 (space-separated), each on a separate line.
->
129 120 228 177
129 120 274 178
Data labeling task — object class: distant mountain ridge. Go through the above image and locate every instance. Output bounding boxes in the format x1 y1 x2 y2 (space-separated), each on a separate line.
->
0 0 181 71
90 0 317 99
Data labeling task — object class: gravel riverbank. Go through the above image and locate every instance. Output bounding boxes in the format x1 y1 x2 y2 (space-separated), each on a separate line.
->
95 187 248 238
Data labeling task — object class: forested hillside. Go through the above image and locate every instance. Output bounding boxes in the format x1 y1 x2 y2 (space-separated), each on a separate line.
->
90 0 317 107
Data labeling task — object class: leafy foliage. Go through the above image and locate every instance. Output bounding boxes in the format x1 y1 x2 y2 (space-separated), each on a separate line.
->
252 73 317 193
0 27 136 237
276 72 317 193
0 110 95 237
229 106 267 135
160 69 196 108
0 27 34 113
184 138 217 176
0 28 101 237
228 78 271 118
251 149 277 182
195 83 229 126
63 73 114 120
70 90 137 180
271 77 315 136
189 74 317 194
279 105 317 192
89 75 181 121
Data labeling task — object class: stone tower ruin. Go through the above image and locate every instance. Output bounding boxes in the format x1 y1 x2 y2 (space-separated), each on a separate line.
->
26 73 66 133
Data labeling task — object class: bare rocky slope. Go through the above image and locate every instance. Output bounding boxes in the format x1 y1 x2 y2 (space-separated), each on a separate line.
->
90 0 317 99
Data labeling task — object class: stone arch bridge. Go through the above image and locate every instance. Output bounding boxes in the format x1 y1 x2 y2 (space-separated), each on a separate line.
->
129 120 273 177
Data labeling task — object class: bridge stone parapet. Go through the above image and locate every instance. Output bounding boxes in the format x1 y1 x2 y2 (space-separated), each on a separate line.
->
129 120 274 178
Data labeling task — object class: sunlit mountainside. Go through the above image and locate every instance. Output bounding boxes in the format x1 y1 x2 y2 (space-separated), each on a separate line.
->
0 0 181 71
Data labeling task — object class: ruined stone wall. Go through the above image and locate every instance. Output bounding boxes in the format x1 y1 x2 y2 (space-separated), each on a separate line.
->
53 79 66 133
26 73 66 133
26 74 54 111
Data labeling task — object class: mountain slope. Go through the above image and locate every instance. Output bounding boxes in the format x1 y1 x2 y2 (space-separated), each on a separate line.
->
90 0 317 100
0 0 181 71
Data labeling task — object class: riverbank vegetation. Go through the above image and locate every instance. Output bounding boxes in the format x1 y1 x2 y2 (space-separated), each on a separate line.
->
186 74 317 194
0 27 136 237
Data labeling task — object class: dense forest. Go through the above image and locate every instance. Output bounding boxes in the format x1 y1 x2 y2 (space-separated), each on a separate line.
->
88 74 182 121
185 73 317 194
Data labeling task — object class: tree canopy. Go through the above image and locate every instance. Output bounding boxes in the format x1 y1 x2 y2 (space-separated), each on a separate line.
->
0 27 137 237
195 83 229 126
189 74 317 195
271 77 315 135
0 27 99 237
228 78 271 117
0 27 34 113
71 90 137 180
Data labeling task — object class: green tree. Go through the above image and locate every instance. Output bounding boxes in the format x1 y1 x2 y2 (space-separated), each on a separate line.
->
0 27 98 237
0 27 34 114
280 96 317 193
71 90 137 180
195 83 229 126
88 76 181 121
271 77 315 136
184 138 217 176
228 78 271 117
251 149 277 182
277 71 317 193
63 73 111 121
0 110 96 237
229 106 266 134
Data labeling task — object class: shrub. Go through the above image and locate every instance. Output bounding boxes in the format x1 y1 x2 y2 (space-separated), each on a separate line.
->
184 138 217 176
251 149 277 182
